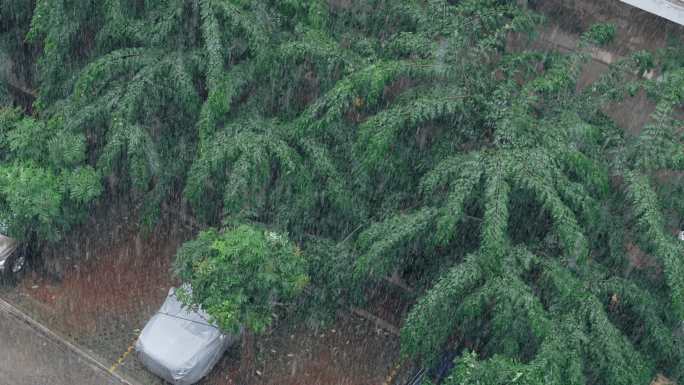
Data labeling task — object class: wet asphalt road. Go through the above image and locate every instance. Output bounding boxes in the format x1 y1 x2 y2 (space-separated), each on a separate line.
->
0 307 122 385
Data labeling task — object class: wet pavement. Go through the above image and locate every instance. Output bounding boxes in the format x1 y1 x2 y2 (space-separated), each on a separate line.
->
0 303 123 385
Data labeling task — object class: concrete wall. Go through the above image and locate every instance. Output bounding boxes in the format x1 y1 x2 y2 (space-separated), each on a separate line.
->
619 0 684 26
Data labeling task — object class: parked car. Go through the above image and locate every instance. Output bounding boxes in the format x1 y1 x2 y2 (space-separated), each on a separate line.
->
0 233 25 284
135 286 240 385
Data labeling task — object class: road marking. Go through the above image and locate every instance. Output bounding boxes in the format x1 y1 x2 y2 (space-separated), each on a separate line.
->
109 335 139 374
382 362 402 385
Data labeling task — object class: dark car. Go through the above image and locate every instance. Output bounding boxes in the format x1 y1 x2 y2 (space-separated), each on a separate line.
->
404 350 458 385
0 234 26 284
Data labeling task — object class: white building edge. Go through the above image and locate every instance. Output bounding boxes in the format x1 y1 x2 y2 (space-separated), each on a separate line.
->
619 0 684 26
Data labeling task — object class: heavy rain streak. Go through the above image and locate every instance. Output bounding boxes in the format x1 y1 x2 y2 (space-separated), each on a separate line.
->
1 1 684 385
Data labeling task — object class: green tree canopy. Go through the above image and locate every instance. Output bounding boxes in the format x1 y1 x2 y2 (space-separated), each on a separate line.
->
174 225 308 334
0 108 101 241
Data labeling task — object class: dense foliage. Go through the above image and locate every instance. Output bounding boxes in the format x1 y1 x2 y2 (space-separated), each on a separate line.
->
1 1 683 383
0 108 101 241
174 225 308 334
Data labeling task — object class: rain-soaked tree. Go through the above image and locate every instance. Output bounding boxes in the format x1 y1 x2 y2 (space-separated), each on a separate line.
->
0 108 101 242
1 0 683 383
174 224 308 381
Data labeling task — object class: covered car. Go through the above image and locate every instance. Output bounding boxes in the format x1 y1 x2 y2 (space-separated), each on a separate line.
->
135 286 239 385
0 233 24 281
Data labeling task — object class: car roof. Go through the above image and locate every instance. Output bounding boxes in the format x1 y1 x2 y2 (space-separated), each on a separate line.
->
136 286 230 384
139 311 223 367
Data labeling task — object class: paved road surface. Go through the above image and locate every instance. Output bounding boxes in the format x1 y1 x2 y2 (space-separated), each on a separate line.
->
0 304 122 385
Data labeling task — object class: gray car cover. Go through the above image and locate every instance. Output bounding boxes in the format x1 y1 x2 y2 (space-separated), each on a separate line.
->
135 286 239 385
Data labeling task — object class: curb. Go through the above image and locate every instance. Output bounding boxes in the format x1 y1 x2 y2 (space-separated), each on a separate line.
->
0 297 143 385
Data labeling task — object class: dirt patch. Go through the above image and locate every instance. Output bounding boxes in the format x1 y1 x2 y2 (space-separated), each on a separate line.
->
363 282 415 329
18 218 184 336
201 312 400 385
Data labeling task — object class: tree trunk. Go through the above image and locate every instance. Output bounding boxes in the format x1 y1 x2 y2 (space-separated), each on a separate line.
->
238 328 256 383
